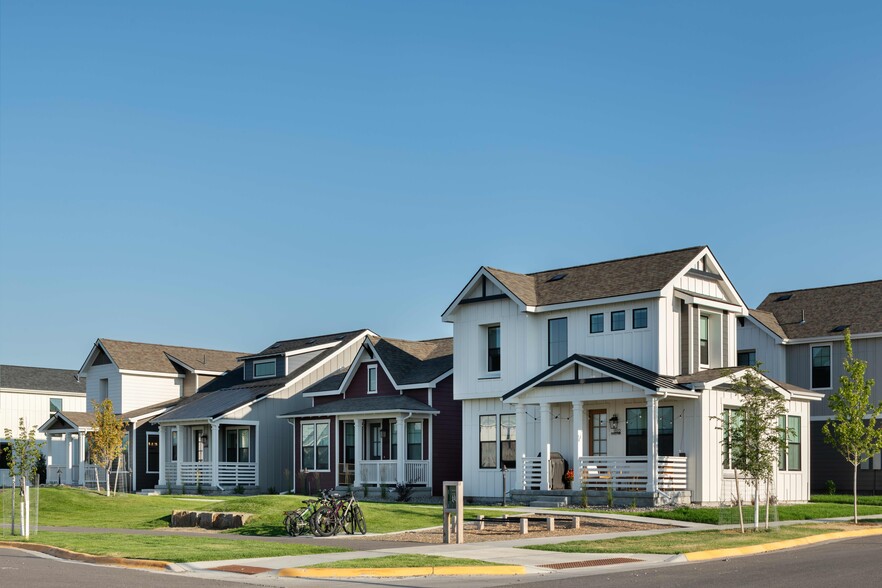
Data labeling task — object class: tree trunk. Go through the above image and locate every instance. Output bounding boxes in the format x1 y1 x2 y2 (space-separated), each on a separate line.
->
106 469 111 498
765 478 771 530
854 462 859 524
735 469 744 533
753 482 760 530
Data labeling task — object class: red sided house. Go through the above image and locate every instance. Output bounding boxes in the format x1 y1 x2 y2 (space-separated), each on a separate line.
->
279 336 458 497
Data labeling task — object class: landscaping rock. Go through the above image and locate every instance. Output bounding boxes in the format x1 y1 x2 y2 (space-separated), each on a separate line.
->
170 510 253 530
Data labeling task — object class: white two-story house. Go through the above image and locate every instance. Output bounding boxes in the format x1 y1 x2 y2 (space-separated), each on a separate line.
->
738 280 882 493
443 246 822 505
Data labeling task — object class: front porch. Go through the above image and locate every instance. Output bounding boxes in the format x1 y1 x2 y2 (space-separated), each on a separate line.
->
157 421 259 490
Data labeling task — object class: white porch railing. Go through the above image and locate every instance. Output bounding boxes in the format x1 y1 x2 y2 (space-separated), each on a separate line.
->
522 457 543 490
359 460 431 485
164 461 258 488
574 455 689 492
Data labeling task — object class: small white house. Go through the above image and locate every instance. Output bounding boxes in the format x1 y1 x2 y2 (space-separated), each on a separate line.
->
442 246 822 505
1 365 86 486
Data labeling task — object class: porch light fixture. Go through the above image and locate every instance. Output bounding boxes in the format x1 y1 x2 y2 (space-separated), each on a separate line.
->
201 434 209 443
609 414 620 434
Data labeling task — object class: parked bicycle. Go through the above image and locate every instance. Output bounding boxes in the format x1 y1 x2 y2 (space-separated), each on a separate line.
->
283 489 335 536
312 492 366 537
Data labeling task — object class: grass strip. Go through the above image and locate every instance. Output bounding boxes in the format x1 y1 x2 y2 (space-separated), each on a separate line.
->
0 531 347 563
521 523 874 554
810 494 882 507
307 554 499 568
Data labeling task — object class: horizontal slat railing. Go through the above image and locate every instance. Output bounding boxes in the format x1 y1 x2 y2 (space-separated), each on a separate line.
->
218 462 257 487
578 456 648 491
179 462 212 486
658 456 688 491
521 456 543 490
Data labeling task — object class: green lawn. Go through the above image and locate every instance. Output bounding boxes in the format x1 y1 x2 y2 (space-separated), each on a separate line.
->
522 523 868 555
811 494 882 507
610 502 882 525
308 554 499 568
1 532 346 563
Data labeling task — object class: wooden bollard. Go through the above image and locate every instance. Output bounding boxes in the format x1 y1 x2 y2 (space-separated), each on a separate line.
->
519 517 529 535
477 515 485 530
572 516 580 529
546 517 555 531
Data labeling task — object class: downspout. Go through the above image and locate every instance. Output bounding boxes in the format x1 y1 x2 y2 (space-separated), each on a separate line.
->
286 417 297 494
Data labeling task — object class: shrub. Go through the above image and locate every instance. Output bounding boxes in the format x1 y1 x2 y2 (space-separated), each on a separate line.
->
826 480 837 495
234 484 245 495
266 486 277 495
394 481 415 502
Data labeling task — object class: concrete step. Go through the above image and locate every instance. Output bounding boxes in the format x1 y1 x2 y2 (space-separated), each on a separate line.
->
530 499 568 508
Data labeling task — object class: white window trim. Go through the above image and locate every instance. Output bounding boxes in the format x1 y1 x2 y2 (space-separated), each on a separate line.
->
253 358 277 379
225 426 253 463
367 365 378 394
146 431 160 474
301 420 331 472
810 344 833 390
485 324 501 376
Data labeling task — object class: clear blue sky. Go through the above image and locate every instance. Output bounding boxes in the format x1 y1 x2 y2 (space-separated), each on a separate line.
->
2 1 880 369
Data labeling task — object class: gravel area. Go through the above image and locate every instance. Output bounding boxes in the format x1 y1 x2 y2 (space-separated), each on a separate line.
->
367 515 668 544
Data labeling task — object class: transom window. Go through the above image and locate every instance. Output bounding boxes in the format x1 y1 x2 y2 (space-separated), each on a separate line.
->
253 359 277 379
632 308 648 329
590 313 604 334
301 421 330 471
367 365 378 394
611 311 626 332
548 317 568 365
811 345 831 389
487 325 501 373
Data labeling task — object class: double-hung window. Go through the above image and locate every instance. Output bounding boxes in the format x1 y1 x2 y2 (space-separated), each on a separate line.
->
500 414 516 469
367 365 378 394
778 415 801 471
625 407 674 456
722 408 742 469
811 345 831 389
301 421 330 471
548 317 568 365
700 315 710 365
406 421 423 460
737 350 756 367
487 325 501 373
479 415 497 468
49 398 62 413
226 427 251 463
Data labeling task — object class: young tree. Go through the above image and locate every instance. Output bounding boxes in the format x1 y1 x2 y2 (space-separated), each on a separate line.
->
3 418 44 538
822 329 882 524
722 366 788 531
87 399 127 497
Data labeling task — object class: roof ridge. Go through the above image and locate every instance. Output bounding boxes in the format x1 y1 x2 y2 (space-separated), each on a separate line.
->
264 328 369 346
515 245 706 277
99 338 245 355
765 279 882 297
1 364 79 372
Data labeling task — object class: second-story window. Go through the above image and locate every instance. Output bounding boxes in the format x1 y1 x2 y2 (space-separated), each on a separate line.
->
49 398 62 413
487 325 501 373
611 311 625 332
590 313 604 333
737 350 756 367
811 345 831 389
633 308 648 329
253 359 276 379
548 317 568 365
367 365 378 394
700 315 709 365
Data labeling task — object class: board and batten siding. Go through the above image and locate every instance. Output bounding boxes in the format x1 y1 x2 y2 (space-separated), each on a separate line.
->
84 363 123 411
119 373 182 414
1 389 87 440
736 320 786 380
786 337 882 417
223 337 366 492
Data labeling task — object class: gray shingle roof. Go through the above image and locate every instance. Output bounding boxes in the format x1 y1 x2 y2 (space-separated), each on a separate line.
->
240 329 368 360
0 365 86 394
747 309 787 340
282 395 438 418
302 367 349 394
96 339 246 374
484 246 706 308
756 280 882 339
154 330 370 422
372 337 453 386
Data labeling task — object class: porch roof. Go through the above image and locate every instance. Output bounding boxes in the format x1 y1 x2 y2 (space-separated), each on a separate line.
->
503 354 691 400
38 411 94 433
151 384 277 423
280 395 438 418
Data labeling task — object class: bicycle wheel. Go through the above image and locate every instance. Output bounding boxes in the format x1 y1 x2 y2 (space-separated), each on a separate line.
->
340 506 355 535
352 505 366 535
311 505 338 537
284 513 297 537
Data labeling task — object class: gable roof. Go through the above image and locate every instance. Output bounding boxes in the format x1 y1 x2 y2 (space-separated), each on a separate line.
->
0 365 86 394
445 246 708 318
747 309 787 340
38 411 95 433
239 329 365 360
91 339 246 375
153 329 371 423
756 280 882 340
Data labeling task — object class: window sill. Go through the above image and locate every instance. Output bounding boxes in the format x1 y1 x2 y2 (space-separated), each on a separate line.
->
479 375 501 380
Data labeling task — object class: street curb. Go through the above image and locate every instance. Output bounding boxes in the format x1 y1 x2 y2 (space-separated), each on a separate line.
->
683 527 882 561
279 565 526 578
0 540 174 571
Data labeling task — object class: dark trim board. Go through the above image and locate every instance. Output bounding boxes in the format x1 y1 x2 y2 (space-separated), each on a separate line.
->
459 294 510 305
535 377 617 388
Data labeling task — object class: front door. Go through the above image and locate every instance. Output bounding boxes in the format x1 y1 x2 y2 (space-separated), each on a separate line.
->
369 423 382 460
589 410 607 456
194 430 205 462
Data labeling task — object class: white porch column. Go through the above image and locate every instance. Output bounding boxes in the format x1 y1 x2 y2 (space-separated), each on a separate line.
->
175 424 182 487
211 422 220 489
65 433 73 484
396 416 406 484
427 415 433 490
78 432 86 486
353 418 363 487
572 400 584 484
539 402 551 491
158 427 166 486
515 403 527 490
647 395 659 493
